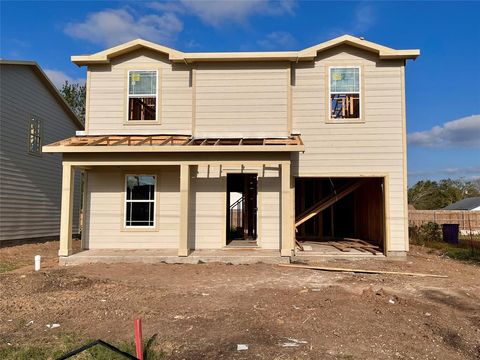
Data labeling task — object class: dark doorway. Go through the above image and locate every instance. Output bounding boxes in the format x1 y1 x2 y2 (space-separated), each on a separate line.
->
226 174 258 244
295 177 385 251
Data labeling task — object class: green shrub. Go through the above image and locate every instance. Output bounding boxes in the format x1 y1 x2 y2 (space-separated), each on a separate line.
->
409 222 442 245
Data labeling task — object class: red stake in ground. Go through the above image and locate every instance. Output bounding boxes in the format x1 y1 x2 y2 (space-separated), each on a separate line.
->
134 318 143 360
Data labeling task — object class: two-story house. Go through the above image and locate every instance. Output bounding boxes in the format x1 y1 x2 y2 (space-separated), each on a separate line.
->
44 35 419 262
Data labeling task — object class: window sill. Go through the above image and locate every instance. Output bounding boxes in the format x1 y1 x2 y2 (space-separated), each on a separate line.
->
123 120 161 125
326 119 365 124
121 227 158 232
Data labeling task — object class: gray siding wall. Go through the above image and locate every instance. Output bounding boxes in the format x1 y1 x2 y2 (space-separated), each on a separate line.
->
0 65 81 242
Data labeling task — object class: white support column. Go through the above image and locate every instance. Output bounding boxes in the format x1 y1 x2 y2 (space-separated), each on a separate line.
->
59 163 74 257
178 164 190 256
281 161 293 257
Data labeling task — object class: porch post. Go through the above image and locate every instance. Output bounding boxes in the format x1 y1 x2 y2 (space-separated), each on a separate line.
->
281 161 293 257
59 163 74 257
178 164 190 256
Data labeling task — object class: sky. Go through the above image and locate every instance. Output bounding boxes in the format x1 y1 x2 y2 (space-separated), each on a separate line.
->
1 0 479 185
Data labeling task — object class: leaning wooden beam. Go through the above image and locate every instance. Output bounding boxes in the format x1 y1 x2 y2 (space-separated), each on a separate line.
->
278 264 448 278
295 180 366 228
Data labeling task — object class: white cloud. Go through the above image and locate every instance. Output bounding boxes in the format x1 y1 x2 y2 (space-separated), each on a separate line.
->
326 3 376 38
150 0 295 27
44 69 85 88
257 31 297 50
352 3 375 34
408 115 480 148
64 8 183 47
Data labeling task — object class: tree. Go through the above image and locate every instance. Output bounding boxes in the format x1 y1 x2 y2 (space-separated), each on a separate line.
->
408 178 480 210
60 81 86 124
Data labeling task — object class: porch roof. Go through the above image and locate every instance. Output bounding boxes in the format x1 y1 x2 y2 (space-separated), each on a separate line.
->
43 134 305 153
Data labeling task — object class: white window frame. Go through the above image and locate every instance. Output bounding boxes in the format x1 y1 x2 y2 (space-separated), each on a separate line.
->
328 66 362 121
124 174 157 229
27 116 42 156
126 70 159 122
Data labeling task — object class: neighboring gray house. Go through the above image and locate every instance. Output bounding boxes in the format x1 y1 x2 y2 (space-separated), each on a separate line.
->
0 60 83 243
444 197 480 211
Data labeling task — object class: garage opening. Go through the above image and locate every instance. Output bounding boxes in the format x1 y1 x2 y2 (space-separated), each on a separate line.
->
295 177 385 255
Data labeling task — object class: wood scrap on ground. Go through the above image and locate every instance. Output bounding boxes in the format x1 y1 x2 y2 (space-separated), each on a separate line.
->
279 264 448 278
297 238 383 255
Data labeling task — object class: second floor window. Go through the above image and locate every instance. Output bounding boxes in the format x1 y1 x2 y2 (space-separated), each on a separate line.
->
28 116 42 155
128 70 157 121
329 67 360 120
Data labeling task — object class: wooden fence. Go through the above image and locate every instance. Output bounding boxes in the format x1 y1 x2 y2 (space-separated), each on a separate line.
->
408 210 480 230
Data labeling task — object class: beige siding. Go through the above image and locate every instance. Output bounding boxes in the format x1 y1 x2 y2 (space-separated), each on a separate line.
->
189 175 225 249
87 49 192 135
85 166 180 249
195 62 289 137
85 164 282 250
82 43 409 253
190 165 281 249
0 65 80 241
292 46 407 251
258 176 281 249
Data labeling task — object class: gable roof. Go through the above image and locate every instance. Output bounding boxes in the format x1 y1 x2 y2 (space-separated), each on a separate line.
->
444 197 480 211
71 34 420 66
0 60 84 129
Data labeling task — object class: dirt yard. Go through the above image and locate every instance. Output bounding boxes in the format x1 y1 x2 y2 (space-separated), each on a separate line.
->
0 241 479 359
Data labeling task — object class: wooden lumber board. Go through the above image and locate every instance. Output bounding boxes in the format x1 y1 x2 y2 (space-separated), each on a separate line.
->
329 243 351 252
295 240 304 251
295 180 366 228
279 264 448 278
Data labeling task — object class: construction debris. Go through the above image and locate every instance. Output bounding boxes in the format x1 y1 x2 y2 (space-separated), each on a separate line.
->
295 238 383 255
279 264 448 278
279 338 308 347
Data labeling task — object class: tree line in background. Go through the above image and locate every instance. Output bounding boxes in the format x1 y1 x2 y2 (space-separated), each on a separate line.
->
408 178 480 210
59 81 86 124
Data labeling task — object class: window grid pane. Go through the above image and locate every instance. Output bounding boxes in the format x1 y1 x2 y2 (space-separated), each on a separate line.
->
330 68 359 93
125 175 156 227
28 118 42 154
129 71 156 95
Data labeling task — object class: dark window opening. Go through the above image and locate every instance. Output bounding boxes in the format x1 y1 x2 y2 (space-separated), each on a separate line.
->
331 93 360 119
128 97 156 121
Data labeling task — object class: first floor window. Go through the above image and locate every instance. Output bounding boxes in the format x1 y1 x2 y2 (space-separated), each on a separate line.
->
125 175 156 227
28 116 42 154
128 70 157 121
330 67 360 119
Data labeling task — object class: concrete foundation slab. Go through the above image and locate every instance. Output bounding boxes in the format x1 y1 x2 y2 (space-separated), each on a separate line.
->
60 248 290 266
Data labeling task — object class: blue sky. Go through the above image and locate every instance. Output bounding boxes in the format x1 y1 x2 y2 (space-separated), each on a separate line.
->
1 1 479 185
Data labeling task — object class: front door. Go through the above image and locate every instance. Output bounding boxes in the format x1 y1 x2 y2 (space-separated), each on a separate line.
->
226 174 258 243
